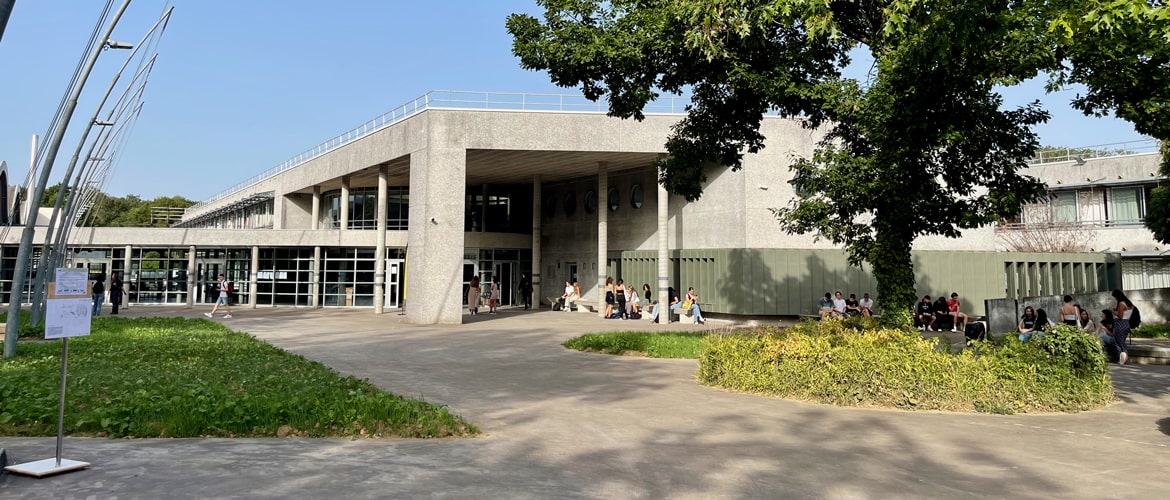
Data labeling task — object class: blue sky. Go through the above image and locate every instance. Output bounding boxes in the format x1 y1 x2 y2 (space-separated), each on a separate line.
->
0 1 1151 201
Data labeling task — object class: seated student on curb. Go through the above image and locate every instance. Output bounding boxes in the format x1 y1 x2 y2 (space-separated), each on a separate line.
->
1017 306 1040 342
675 287 706 325
916 295 936 331
650 287 679 323
565 282 582 312
1075 305 1096 334
818 293 834 320
933 296 952 331
845 293 861 317
832 291 847 318
859 293 874 318
946 293 969 332
625 285 640 316
1097 309 1117 351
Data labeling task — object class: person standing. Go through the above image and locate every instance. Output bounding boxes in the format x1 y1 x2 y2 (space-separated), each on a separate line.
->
91 275 105 317
467 276 481 315
488 277 501 314
109 272 124 315
1111 289 1136 365
204 273 233 319
519 272 533 310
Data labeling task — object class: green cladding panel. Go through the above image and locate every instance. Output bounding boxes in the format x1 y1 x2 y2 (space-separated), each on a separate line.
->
608 249 1120 317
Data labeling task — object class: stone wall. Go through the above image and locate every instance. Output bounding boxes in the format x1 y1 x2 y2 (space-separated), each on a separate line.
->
986 287 1170 335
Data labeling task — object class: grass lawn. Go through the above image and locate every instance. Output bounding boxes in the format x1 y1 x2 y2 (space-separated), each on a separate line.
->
0 309 45 339
564 331 710 358
0 317 477 439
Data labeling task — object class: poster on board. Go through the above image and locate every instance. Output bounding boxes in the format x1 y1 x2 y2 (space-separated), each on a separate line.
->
45 268 93 339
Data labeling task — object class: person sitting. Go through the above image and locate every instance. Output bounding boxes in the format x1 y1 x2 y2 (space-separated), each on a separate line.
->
946 293 969 332
1017 306 1038 341
831 291 847 318
818 293 834 320
1075 305 1095 334
915 295 936 331
626 285 640 316
1035 308 1054 332
565 282 582 312
933 296 952 331
845 293 861 317
1097 309 1117 354
677 287 706 325
859 293 874 318
650 287 679 324
1059 295 1078 326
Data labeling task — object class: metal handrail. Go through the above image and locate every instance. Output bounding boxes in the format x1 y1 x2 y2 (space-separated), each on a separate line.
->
185 90 691 217
1026 139 1161 165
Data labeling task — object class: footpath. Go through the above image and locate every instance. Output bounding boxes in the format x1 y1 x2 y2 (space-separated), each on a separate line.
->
2 307 1168 499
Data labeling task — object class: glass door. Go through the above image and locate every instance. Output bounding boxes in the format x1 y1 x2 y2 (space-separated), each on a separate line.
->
385 258 405 308
197 260 226 303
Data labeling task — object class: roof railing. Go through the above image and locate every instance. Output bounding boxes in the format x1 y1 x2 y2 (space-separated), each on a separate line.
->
184 90 691 218
1026 139 1161 165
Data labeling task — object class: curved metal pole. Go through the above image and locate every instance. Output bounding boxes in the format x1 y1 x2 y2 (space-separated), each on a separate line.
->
4 0 132 359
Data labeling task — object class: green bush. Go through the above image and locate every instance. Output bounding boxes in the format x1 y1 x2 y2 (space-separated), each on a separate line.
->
698 320 1113 414
0 309 46 338
1131 324 1170 338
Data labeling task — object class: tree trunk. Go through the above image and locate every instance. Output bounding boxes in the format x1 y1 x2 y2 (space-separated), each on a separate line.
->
870 222 916 329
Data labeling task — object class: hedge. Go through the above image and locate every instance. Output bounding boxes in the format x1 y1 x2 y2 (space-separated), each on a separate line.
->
697 320 1113 414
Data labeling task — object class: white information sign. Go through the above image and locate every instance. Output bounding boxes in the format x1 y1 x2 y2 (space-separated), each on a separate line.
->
44 297 93 339
54 268 88 296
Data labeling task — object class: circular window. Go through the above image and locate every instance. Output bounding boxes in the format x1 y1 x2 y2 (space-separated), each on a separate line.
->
607 187 619 212
584 190 598 214
630 184 645 209
564 191 577 216
543 194 557 218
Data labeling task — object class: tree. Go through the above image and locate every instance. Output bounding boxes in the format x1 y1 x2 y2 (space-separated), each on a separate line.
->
1146 142 1170 243
509 0 1055 326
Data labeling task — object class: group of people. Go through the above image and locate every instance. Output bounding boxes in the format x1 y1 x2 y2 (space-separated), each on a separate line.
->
90 272 126 317
1017 290 1138 364
466 276 503 315
556 278 706 324
817 291 876 320
913 293 970 332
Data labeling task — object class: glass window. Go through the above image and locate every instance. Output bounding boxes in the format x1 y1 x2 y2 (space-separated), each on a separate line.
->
1111 187 1142 223
630 184 645 209
564 191 576 216
1051 191 1076 223
607 187 619 212
584 190 597 214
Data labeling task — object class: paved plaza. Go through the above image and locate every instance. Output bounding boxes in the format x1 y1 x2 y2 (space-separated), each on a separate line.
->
2 306 1168 498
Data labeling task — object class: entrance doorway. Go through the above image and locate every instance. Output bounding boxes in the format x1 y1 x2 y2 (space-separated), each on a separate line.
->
197 260 227 304
384 258 405 308
462 260 479 306
496 262 514 306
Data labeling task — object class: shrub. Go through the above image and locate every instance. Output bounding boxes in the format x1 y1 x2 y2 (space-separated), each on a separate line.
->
564 331 709 358
698 319 1113 414
0 309 46 338
1131 324 1170 339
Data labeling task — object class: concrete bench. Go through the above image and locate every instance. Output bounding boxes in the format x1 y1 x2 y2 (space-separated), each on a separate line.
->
548 297 596 312
1128 341 1170 365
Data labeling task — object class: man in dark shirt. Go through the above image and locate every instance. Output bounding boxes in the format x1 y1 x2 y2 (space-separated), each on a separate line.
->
916 295 936 331
845 293 861 317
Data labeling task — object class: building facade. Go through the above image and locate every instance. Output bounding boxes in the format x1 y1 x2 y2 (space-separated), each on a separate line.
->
4 92 1156 323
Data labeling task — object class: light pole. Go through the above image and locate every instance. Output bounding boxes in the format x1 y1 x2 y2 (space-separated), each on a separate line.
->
3 0 133 359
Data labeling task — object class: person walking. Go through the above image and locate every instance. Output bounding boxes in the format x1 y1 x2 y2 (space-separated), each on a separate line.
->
519 272 533 310
109 272 124 315
91 275 106 317
204 273 233 319
488 277 501 314
467 276 481 315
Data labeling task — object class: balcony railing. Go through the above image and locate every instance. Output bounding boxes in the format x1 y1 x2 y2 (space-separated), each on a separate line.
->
1026 139 1161 165
185 90 691 218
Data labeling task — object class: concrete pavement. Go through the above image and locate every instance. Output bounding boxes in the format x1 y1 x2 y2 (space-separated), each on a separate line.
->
3 306 1169 498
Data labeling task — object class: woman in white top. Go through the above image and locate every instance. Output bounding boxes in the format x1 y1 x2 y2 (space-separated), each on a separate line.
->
1075 305 1095 333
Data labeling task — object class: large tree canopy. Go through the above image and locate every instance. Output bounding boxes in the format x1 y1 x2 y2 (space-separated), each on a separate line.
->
508 0 1169 325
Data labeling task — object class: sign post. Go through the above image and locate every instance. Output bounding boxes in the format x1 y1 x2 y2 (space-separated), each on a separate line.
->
6 268 93 477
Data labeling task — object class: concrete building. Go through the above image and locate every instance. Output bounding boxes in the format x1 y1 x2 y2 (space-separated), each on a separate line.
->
2 91 1161 323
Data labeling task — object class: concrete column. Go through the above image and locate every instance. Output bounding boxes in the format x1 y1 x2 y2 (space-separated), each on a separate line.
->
597 162 608 317
311 246 321 308
340 175 350 231
531 175 542 308
480 184 488 232
249 245 259 308
405 147 467 324
123 245 132 301
657 174 670 322
374 166 388 314
187 245 196 307
311 185 321 230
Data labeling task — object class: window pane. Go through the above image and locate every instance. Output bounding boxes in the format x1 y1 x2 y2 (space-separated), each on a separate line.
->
1052 192 1076 223
1112 188 1140 222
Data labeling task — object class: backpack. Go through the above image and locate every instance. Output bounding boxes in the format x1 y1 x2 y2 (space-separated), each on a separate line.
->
1130 306 1142 329
224 281 233 294
964 322 987 341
